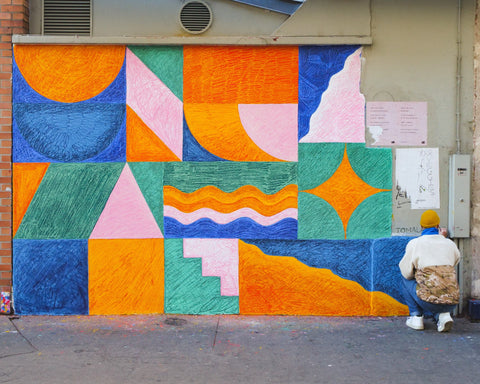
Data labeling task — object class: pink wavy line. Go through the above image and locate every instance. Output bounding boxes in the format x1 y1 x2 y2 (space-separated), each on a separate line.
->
164 206 298 226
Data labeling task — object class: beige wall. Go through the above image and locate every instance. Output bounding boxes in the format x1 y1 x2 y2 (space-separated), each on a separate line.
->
364 0 475 301
363 1 474 229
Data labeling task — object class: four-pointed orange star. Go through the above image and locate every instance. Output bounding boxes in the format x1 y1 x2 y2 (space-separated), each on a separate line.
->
303 146 389 238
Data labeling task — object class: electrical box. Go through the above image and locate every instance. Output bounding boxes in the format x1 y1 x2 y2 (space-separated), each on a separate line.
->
448 154 471 238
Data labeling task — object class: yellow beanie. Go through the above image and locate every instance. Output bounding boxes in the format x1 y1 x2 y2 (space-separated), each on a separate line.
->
420 210 440 228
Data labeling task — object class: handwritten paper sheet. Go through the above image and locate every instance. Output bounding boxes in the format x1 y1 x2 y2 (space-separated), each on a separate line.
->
367 102 427 146
395 148 440 209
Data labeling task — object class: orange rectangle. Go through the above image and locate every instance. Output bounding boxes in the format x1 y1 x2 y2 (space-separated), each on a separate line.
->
89 239 164 315
184 46 298 104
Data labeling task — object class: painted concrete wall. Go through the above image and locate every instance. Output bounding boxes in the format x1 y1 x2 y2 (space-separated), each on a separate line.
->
12 44 409 315
12 0 477 313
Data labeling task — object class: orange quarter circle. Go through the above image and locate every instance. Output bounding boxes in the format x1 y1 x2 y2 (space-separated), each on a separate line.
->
14 45 126 103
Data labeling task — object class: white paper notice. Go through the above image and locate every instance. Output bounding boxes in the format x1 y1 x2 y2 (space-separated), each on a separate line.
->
396 148 440 209
366 102 427 146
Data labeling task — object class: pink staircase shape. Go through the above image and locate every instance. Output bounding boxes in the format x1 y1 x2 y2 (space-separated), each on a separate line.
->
184 239 239 296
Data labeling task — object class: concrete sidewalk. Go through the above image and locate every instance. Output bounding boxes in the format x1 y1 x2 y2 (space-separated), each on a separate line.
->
1 314 479 384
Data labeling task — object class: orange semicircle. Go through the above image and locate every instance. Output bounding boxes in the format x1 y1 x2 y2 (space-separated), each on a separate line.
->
14 45 125 103
184 103 283 162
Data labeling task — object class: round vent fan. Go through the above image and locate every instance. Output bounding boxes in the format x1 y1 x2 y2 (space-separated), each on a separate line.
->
179 1 213 34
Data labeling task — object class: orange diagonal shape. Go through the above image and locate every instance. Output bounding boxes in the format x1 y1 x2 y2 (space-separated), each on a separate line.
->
126 105 180 162
303 146 388 237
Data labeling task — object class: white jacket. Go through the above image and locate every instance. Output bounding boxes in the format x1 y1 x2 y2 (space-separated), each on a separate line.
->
399 235 461 280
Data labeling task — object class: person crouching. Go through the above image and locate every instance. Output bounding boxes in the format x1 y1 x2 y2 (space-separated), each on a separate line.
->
399 210 461 332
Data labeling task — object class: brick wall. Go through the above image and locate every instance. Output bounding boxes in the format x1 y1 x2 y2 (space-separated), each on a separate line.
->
0 0 28 293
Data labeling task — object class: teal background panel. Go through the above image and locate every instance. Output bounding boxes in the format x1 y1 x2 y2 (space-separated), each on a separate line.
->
298 192 344 240
164 162 298 193
298 143 344 190
164 239 239 315
129 162 165 234
346 144 392 189
346 192 392 239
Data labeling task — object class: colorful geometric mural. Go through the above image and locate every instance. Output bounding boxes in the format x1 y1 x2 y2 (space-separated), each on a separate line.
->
12 44 408 316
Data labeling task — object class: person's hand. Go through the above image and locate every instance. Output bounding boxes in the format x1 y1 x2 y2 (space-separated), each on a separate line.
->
439 227 448 237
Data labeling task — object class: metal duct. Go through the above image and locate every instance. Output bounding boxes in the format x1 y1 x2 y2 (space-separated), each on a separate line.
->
179 1 213 34
43 0 91 35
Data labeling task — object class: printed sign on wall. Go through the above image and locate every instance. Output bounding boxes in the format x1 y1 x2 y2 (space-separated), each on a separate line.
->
367 102 428 146
396 148 440 209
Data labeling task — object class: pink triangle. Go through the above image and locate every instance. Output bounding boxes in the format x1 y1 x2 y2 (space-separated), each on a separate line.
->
90 164 163 239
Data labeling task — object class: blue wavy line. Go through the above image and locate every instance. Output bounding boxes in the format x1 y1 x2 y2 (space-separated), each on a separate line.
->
164 217 297 239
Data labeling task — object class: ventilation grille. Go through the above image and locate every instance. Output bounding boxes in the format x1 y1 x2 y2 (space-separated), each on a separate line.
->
179 1 213 34
43 0 91 35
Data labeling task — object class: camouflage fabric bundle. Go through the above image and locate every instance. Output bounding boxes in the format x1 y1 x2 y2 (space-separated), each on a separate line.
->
415 265 460 305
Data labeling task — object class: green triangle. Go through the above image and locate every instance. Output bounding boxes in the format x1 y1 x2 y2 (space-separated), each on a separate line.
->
15 163 124 239
128 46 183 101
129 162 165 234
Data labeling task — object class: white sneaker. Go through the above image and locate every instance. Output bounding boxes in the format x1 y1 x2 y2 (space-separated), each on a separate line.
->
406 315 424 330
437 312 453 333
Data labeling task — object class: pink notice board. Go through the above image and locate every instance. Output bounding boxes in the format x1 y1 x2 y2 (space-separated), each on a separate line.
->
366 102 427 146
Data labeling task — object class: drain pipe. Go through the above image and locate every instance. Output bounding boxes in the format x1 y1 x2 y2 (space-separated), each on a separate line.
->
454 0 464 315
455 0 462 154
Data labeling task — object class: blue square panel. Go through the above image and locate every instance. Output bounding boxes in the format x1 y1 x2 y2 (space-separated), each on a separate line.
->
13 239 89 315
